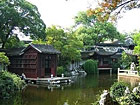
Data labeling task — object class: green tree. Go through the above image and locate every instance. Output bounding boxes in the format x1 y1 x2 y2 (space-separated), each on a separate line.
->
133 32 140 55
120 52 136 69
75 21 124 47
74 11 125 48
46 25 83 66
0 0 46 48
74 11 96 27
46 25 66 51
32 39 46 45
5 36 25 49
133 32 140 65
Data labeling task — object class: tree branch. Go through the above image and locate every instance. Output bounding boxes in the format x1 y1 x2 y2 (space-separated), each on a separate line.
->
1 25 15 48
115 0 136 9
116 3 126 15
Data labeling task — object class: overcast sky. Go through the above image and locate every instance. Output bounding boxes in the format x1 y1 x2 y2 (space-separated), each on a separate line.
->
26 0 140 34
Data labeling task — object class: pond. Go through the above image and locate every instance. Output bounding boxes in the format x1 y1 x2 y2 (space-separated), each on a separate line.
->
1 74 119 105
2 73 140 105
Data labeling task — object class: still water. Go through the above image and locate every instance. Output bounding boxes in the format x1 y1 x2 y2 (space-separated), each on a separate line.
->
1 74 118 105
5 74 140 105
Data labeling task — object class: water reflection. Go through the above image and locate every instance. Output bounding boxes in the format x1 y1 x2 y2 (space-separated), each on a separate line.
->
0 74 117 105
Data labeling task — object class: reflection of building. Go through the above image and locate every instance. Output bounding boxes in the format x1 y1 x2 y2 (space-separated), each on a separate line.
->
3 44 60 78
82 38 135 70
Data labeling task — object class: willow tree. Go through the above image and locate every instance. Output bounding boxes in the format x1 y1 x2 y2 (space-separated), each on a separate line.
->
0 0 46 48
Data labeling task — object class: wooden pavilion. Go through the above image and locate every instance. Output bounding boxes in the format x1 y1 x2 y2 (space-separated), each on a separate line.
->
6 44 60 78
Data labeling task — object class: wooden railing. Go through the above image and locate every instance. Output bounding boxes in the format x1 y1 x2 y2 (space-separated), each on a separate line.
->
118 68 139 76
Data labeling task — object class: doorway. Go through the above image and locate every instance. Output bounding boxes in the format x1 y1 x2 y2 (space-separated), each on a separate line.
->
45 56 51 76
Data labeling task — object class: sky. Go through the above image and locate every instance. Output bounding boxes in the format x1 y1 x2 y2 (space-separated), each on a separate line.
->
26 0 140 34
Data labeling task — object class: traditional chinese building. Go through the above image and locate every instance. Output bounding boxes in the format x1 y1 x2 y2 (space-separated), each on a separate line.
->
6 44 60 78
82 37 136 70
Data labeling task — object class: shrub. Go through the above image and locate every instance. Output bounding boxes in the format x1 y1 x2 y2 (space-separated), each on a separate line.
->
118 93 140 105
83 59 98 74
110 81 128 98
0 71 25 99
0 52 10 65
57 66 65 76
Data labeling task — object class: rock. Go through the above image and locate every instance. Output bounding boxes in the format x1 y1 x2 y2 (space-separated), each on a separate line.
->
125 87 130 95
99 90 114 105
132 87 138 93
133 84 140 94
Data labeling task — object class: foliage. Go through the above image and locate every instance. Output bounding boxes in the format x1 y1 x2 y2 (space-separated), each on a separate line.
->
0 93 23 105
134 32 140 56
133 32 140 73
117 93 140 105
74 11 124 47
76 22 124 47
110 81 128 98
94 82 140 105
46 25 83 66
5 36 25 49
0 0 46 48
112 51 136 70
112 60 121 71
87 0 140 22
57 66 65 76
32 39 47 45
0 52 10 65
0 71 25 99
120 52 136 69
82 59 98 74
74 11 96 27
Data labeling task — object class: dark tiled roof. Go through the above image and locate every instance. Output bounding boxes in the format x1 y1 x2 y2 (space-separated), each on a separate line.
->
6 47 25 56
0 48 25 56
95 48 116 56
0 44 60 56
30 44 60 54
